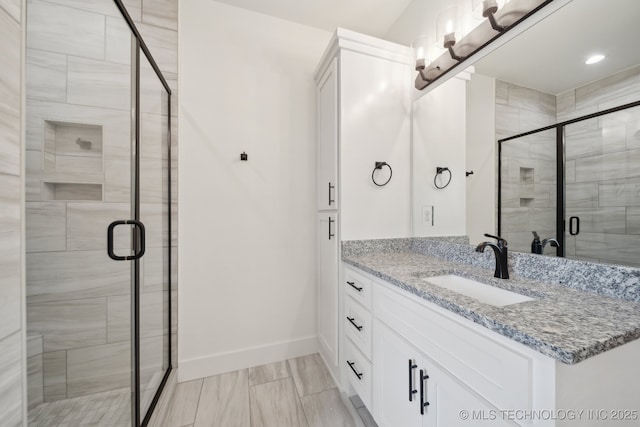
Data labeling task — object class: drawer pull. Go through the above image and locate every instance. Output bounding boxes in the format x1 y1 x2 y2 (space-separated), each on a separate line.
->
347 316 363 331
420 369 430 415
408 359 418 401
347 360 363 380
346 281 363 292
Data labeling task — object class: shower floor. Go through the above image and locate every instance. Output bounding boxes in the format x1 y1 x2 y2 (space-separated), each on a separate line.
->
28 388 131 426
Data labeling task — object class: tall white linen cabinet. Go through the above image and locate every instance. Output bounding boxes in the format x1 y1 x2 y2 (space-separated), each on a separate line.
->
314 28 413 388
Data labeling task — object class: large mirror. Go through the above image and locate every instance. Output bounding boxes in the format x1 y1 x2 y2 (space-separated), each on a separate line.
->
412 0 640 267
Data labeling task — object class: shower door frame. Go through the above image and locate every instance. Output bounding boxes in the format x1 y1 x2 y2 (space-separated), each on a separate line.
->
112 1 173 425
498 98 640 259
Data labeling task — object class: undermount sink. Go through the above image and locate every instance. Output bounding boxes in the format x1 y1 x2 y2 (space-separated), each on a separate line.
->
421 275 534 307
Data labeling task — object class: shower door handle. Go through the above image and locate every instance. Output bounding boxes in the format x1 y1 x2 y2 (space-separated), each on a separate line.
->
107 220 146 261
569 216 580 236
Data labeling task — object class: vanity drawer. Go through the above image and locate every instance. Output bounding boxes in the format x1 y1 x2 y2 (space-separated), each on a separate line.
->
344 266 372 309
345 296 372 359
374 280 533 413
344 337 373 409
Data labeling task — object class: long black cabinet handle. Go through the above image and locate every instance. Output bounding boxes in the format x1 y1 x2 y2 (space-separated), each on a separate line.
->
328 182 335 205
346 281 363 292
328 217 335 240
107 220 146 261
347 316 363 331
347 360 363 380
419 369 430 415
408 359 418 402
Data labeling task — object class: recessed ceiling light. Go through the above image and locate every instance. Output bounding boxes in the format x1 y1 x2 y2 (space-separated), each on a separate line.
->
585 54 605 65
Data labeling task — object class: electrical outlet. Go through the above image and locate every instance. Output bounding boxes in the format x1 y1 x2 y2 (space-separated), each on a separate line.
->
422 205 433 226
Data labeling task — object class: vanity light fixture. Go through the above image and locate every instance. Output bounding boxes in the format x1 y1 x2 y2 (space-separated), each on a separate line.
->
585 54 605 65
438 7 467 62
414 0 554 91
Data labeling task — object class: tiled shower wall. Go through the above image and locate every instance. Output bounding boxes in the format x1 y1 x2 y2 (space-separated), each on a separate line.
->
496 80 558 254
0 1 26 425
497 65 640 265
24 0 178 409
558 65 640 266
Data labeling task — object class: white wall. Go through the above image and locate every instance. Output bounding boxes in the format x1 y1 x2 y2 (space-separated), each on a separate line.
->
466 73 496 244
178 0 331 381
340 49 413 241
412 76 468 237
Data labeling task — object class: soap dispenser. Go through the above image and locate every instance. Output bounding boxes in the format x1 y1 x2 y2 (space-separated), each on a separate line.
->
531 231 542 254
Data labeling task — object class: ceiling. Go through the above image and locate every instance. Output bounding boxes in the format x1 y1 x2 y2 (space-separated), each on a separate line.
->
211 0 414 38
474 0 640 95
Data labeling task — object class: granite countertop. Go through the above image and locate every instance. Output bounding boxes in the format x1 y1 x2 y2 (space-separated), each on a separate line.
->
342 245 640 364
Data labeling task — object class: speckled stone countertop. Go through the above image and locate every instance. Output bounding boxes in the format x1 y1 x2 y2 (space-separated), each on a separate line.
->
342 238 640 364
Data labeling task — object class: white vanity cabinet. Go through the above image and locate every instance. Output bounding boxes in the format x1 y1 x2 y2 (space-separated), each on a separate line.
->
344 263 640 427
314 29 413 382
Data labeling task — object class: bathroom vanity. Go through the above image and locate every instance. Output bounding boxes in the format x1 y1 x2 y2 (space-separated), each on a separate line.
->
341 238 640 426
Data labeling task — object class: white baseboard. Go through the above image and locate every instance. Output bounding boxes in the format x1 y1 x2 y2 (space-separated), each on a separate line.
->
178 336 318 382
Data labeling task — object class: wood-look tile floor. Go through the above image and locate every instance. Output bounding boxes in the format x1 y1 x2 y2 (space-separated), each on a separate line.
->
158 353 375 427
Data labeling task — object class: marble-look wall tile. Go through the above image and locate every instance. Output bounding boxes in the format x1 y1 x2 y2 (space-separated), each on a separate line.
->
495 80 508 105
67 56 131 111
66 202 130 250
0 176 21 340
28 353 44 409
26 150 43 201
599 181 640 207
566 159 576 184
104 156 132 202
495 104 519 138
26 49 67 102
27 249 130 303
0 332 23 426
575 65 640 111
27 335 43 358
566 207 626 234
507 83 556 116
43 350 66 401
108 291 163 343
106 16 133 65
27 297 107 352
26 202 66 252
575 232 640 266
625 118 640 150
0 0 20 21
26 0 105 60
142 0 177 30
36 0 137 19
566 183 598 208
137 22 177 74
575 149 640 183
66 341 130 398
0 10 21 176
626 207 640 234
556 89 575 117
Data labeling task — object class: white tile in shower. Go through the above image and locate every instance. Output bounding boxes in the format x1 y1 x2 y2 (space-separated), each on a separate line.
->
142 0 177 31
43 350 66 401
27 249 130 304
0 9 21 177
0 332 23 426
66 341 130 398
26 49 67 102
66 202 130 250
67 56 131 111
27 0 106 60
26 202 67 252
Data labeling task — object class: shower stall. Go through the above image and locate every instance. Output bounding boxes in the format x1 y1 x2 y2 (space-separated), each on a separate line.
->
25 0 173 425
499 100 640 267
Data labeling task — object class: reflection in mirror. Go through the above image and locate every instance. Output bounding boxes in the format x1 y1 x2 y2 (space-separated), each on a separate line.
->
463 0 640 266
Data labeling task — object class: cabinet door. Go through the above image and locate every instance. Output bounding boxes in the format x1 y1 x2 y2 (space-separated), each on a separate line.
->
373 320 422 427
317 213 338 367
317 58 338 210
421 356 509 427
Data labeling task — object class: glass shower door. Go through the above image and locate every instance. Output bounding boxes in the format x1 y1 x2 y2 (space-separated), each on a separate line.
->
137 49 172 420
564 105 640 266
500 128 559 255
25 0 135 425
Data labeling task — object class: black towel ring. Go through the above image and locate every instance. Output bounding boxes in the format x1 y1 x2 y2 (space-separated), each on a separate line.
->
372 162 392 186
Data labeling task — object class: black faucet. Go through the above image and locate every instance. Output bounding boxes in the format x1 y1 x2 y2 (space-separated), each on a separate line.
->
475 233 509 279
541 238 560 253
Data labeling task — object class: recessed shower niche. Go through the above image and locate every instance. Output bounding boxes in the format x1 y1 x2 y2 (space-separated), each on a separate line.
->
43 120 104 201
